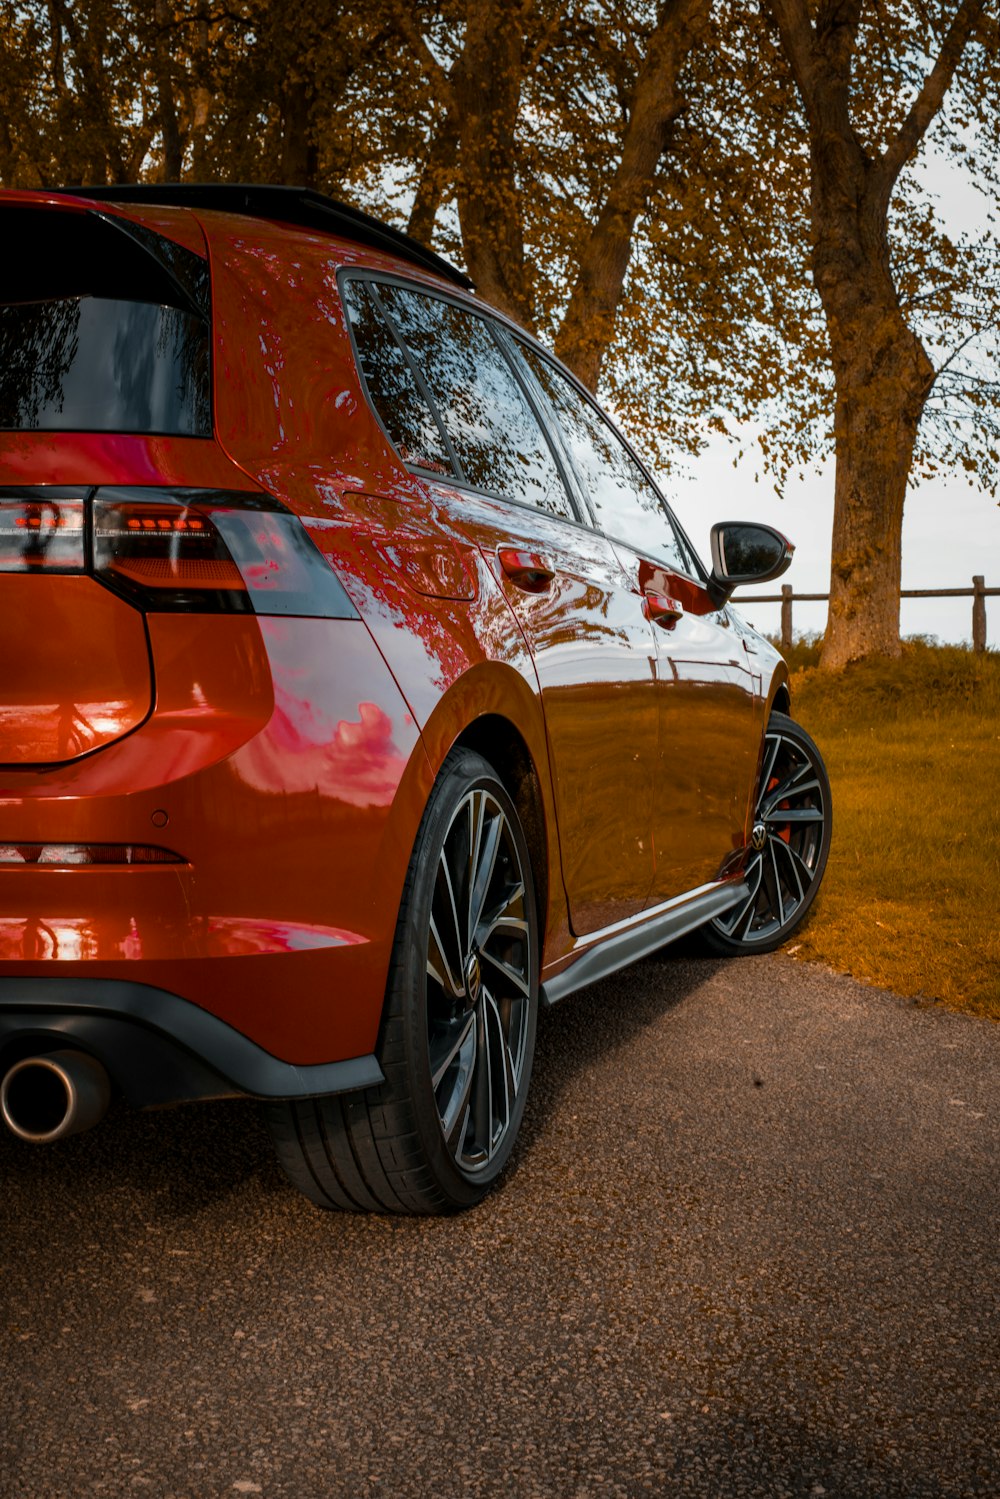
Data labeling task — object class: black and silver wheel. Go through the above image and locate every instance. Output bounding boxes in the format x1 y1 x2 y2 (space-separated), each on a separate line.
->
266 748 538 1214
701 710 831 956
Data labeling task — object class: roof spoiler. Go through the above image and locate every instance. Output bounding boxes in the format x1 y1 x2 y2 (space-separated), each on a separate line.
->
49 183 474 292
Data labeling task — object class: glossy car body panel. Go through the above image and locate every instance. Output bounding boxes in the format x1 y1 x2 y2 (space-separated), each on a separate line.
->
0 186 790 1110
0 433 257 490
1 575 152 763
0 611 425 1063
610 545 764 900
430 482 660 935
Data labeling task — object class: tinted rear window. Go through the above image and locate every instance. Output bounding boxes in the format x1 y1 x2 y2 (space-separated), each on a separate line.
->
0 208 212 437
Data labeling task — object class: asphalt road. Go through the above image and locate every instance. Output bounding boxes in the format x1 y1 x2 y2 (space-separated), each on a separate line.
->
2 952 998 1499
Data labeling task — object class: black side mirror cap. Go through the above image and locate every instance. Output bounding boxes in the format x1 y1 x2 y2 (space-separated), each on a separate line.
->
708 521 794 605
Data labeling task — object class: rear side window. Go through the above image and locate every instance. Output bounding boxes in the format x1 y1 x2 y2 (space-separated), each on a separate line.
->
0 208 211 437
343 274 576 520
341 278 455 476
377 284 574 519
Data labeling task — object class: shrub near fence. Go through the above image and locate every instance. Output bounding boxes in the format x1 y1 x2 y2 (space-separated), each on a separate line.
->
733 577 997 654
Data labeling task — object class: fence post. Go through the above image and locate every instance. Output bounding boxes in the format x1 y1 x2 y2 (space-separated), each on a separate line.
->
972 576 986 654
781 584 793 654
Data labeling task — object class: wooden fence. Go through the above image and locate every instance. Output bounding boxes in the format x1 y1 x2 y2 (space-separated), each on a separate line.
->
732 575 997 654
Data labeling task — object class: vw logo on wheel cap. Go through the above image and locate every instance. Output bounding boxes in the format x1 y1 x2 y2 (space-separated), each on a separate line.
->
751 822 768 852
464 951 482 1002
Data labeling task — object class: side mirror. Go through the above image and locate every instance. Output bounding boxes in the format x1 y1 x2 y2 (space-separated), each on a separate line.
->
708 521 794 604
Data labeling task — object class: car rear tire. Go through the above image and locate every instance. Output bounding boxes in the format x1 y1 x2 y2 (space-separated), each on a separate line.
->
266 748 538 1214
700 711 832 956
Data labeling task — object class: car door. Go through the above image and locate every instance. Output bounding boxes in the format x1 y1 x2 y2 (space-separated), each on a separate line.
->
341 275 660 936
513 341 763 902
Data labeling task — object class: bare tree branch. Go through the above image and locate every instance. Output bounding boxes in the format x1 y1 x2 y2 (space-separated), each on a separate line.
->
874 0 986 200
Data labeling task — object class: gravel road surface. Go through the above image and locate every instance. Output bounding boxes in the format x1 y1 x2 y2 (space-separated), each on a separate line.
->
2 953 998 1499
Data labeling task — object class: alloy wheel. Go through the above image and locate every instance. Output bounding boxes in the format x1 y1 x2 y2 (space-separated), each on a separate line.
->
425 786 533 1173
711 714 830 948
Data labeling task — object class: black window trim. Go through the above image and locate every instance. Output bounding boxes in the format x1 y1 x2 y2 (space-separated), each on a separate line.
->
337 268 590 532
99 212 212 324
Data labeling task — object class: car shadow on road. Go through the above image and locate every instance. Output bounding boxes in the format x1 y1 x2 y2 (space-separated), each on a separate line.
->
517 947 729 1154
0 1088 279 1224
0 947 729 1225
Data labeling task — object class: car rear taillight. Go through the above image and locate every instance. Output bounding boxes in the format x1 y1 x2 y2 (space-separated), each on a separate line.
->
0 486 357 619
93 492 247 611
0 489 87 572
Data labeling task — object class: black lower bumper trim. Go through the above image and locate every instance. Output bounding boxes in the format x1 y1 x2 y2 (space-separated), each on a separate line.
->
0 977 383 1108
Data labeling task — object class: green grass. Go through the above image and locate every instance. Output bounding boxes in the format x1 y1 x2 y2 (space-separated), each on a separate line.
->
781 641 1000 1019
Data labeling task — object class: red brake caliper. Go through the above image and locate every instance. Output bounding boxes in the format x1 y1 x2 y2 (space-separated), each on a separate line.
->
767 777 792 844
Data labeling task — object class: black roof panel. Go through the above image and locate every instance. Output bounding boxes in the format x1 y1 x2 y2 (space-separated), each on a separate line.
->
49 183 474 291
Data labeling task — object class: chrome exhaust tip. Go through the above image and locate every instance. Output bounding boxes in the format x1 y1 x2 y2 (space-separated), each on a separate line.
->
0 1050 111 1143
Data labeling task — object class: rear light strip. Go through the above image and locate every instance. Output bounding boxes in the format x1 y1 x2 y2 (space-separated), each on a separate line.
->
0 489 86 571
0 486 357 620
0 844 184 866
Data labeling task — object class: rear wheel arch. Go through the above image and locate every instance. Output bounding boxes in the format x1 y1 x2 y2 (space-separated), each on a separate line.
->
267 744 539 1213
450 714 550 947
414 662 559 953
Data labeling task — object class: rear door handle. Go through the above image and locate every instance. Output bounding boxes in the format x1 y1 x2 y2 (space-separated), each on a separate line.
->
642 589 685 626
497 548 555 594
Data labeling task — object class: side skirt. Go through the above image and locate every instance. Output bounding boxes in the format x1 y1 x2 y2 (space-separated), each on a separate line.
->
540 880 748 1008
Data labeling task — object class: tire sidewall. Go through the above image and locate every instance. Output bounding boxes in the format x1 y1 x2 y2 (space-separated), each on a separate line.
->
391 749 539 1207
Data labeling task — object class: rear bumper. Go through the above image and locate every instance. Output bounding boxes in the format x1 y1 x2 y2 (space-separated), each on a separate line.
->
0 612 434 1064
0 976 383 1108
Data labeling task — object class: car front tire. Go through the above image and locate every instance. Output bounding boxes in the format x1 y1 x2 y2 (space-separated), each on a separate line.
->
700 711 832 957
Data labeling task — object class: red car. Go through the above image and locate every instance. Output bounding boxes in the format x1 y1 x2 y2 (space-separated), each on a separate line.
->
0 185 831 1213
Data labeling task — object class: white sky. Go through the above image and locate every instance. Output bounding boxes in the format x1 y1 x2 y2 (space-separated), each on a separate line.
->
664 444 998 648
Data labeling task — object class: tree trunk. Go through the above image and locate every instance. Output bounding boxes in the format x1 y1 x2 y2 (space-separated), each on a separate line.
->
765 0 982 668
278 80 318 187
388 0 706 367
408 111 459 245
188 9 215 181
823 303 933 667
803 84 936 668
555 0 708 390
153 0 183 180
454 0 533 329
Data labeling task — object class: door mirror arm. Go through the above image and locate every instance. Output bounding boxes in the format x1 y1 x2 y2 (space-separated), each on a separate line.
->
707 575 731 608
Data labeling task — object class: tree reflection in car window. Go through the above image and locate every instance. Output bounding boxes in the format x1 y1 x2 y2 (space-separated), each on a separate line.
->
517 342 694 575
375 285 575 520
341 279 456 477
0 298 210 435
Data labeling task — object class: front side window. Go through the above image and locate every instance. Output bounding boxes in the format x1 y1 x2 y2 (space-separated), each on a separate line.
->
518 342 695 575
375 284 575 520
0 208 211 437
